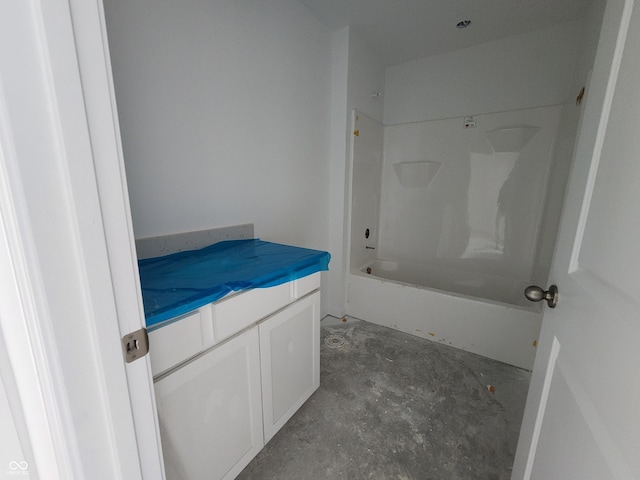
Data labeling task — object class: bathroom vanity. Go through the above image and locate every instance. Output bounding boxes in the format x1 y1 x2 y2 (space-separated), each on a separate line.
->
139 238 329 479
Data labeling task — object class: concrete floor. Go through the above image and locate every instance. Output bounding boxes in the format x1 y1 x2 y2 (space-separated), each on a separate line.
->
237 317 531 480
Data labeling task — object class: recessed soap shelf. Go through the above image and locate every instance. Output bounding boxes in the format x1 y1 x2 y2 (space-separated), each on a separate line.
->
485 126 539 153
393 161 441 188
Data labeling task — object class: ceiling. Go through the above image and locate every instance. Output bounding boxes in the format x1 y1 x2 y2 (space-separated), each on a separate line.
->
298 0 594 66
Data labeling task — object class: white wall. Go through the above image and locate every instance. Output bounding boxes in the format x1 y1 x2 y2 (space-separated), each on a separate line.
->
383 20 585 125
327 27 350 316
327 28 385 316
574 0 608 91
104 0 332 252
347 32 385 123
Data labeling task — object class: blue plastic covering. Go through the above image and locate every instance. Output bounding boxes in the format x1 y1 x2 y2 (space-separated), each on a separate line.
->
138 239 330 328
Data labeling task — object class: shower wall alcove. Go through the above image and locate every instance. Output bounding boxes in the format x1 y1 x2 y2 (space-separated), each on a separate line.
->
347 105 577 370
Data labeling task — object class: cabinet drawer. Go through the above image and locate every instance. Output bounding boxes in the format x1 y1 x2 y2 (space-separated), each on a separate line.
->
148 308 205 376
211 282 291 344
293 272 321 299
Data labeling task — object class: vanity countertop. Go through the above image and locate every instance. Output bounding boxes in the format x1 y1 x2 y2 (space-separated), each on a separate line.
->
138 239 330 327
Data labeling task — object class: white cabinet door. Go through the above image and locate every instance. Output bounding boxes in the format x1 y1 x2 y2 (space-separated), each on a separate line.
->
259 292 321 442
154 327 263 480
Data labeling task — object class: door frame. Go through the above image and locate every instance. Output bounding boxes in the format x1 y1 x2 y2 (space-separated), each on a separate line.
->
68 0 166 475
0 0 163 478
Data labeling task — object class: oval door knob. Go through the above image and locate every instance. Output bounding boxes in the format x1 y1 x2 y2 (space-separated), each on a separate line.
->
524 284 559 308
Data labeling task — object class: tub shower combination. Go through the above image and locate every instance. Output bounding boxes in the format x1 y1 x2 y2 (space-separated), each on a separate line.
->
347 105 577 370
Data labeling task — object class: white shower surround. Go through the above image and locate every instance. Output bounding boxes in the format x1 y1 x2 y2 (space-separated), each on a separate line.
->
378 106 562 287
347 106 569 369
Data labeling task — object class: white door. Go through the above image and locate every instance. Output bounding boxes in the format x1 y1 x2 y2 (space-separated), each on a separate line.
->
511 0 640 478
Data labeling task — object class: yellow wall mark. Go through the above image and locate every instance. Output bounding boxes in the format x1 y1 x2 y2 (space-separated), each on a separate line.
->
353 129 360 136
532 340 537 347
428 332 435 337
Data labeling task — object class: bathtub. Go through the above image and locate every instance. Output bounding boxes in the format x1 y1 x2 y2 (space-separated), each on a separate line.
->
347 259 542 370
